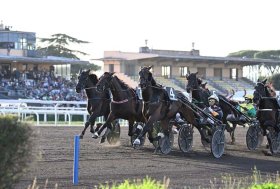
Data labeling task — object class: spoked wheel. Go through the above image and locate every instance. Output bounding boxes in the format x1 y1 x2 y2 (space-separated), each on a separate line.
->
211 129 225 158
267 127 280 154
158 130 174 155
246 124 263 150
201 128 212 152
107 121 120 145
178 124 193 153
130 122 146 147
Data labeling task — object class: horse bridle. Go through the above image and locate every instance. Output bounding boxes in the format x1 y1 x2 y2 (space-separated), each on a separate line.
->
139 71 152 89
254 82 267 102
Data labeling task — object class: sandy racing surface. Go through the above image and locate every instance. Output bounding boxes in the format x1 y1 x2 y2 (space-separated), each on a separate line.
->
15 126 280 189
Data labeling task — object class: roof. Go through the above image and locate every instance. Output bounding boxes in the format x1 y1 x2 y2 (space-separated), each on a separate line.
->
0 54 90 65
100 51 280 66
97 51 158 61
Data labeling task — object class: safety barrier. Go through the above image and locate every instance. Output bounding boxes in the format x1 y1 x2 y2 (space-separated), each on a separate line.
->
0 99 128 126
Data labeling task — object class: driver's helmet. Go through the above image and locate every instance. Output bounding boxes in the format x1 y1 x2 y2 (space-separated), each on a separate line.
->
244 94 253 102
208 94 219 102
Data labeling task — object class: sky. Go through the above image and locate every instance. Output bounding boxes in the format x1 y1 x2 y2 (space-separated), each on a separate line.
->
1 0 280 66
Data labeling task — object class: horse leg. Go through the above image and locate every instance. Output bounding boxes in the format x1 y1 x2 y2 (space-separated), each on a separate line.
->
79 113 96 139
79 121 90 139
94 113 115 143
133 113 160 146
230 124 237 144
128 119 135 137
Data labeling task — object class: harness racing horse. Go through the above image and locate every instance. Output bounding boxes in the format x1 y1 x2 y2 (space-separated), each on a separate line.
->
96 72 147 143
75 69 112 142
136 66 226 157
133 66 174 150
253 79 280 154
186 72 239 144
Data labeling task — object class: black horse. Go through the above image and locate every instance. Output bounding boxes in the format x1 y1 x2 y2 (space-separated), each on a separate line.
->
75 69 111 140
96 72 146 139
253 79 280 154
186 72 239 143
134 66 198 148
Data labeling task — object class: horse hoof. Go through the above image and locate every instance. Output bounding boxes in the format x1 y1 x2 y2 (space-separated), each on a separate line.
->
133 139 141 146
262 150 273 156
100 137 106 143
92 132 99 139
156 132 165 140
154 147 161 154
79 135 84 139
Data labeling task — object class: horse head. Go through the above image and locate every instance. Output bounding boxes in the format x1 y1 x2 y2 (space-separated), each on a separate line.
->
138 66 155 88
96 72 114 92
253 78 268 104
76 69 91 93
185 72 199 93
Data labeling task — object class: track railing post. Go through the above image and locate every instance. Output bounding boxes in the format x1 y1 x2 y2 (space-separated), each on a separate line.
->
73 135 80 185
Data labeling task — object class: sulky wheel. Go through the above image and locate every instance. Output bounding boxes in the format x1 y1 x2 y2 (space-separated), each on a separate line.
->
130 122 145 147
158 130 174 155
201 128 211 152
107 121 120 145
246 125 261 150
267 128 280 154
211 129 225 158
178 124 193 153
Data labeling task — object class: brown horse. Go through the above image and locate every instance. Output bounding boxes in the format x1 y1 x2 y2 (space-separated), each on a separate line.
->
96 72 146 140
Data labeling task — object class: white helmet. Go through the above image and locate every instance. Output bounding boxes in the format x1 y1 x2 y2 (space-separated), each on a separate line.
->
208 94 219 102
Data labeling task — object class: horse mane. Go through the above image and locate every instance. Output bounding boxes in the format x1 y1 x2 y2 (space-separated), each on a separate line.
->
88 73 99 85
114 75 130 89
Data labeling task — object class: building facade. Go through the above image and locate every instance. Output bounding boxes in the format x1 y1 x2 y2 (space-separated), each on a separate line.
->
101 46 280 82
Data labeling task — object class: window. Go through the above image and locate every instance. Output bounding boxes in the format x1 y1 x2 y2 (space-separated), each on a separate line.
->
162 66 171 78
197 67 206 79
214 68 222 80
109 64 114 72
179 66 188 77
231 68 237 79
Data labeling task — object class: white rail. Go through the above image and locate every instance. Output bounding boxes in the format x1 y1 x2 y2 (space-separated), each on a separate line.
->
0 99 90 126
0 99 129 126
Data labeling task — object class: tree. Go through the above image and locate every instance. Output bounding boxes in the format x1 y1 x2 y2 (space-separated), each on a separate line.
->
254 50 280 60
37 33 100 73
227 50 260 58
37 33 89 59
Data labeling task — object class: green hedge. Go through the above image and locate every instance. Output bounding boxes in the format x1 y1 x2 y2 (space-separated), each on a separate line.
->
249 182 280 189
0 115 33 189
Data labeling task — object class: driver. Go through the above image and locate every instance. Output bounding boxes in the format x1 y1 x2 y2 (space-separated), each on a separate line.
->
239 94 257 118
207 94 223 121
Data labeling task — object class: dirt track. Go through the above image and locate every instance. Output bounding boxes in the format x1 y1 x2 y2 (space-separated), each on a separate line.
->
15 126 280 189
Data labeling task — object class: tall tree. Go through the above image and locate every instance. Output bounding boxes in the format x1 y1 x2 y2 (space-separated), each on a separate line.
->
37 33 100 73
37 33 90 59
227 50 260 58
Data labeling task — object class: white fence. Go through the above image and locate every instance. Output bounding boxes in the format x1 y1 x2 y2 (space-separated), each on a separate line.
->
0 99 128 126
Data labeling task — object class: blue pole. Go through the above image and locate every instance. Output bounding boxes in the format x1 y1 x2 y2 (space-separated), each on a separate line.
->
73 135 80 185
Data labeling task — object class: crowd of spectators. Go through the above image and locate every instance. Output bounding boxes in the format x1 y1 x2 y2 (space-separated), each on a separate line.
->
0 68 87 101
